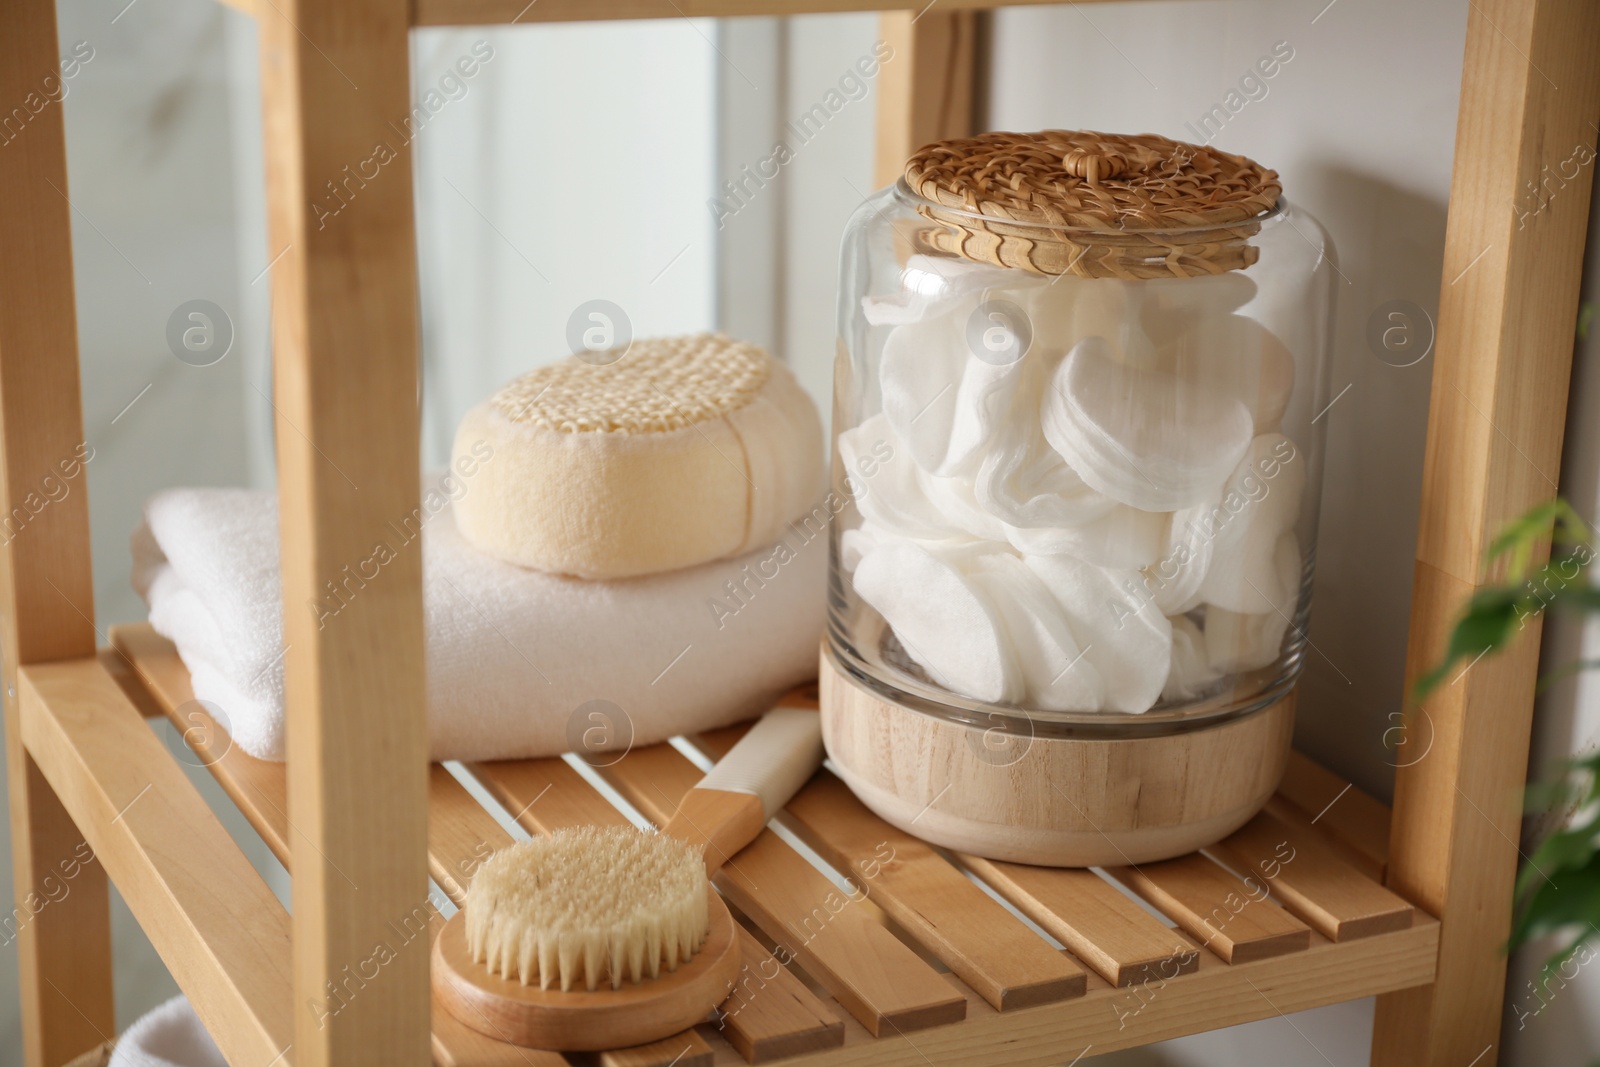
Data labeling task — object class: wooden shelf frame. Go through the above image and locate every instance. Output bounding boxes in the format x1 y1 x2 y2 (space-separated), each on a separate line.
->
0 1 1595 1065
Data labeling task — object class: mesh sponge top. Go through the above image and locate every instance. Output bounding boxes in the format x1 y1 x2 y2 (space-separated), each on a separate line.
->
491 333 773 435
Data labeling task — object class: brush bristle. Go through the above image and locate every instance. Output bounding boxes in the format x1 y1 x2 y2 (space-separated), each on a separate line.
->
463 826 709 992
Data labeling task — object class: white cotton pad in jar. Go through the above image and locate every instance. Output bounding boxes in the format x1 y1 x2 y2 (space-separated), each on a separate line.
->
1025 553 1173 714
1205 531 1304 673
969 551 1106 711
452 333 824 580
1195 433 1307 613
1041 335 1255 514
852 540 1017 703
1163 614 1222 702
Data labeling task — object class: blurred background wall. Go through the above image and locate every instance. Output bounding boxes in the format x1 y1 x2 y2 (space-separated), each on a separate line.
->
1 0 1595 1062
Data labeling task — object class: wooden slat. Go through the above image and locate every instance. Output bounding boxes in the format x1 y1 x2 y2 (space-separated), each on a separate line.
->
601 1036 715 1067
99 648 166 719
18 659 293 1065
259 0 433 1060
428 765 510 905
111 625 293 860
691 731 1084 1011
874 8 980 188
470 758 847 1062
1268 751 1388 879
1105 855 1310 965
1214 811 1413 943
690 919 1440 1066
111 626 547 1067
1373 2 1600 1064
594 742 967 1036
958 856 1198 989
1263 796 1383 884
0 3 116 1063
709 936 846 1064
471 756 635 833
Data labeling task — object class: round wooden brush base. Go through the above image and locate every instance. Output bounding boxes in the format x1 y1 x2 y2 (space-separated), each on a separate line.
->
820 645 1295 867
433 893 742 1050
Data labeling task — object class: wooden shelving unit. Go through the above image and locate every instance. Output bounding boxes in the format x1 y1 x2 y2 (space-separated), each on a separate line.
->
1 1 1596 1065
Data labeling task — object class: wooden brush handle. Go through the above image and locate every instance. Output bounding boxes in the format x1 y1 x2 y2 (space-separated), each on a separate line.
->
664 703 824 874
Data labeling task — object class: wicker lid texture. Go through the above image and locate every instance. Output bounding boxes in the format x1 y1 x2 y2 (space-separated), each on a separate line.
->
903 130 1282 279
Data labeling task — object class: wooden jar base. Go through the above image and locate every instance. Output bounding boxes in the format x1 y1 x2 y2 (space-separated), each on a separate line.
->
820 646 1295 867
432 894 741 1050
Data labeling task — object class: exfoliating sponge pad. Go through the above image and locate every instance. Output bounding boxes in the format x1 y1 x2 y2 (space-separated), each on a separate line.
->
452 333 825 579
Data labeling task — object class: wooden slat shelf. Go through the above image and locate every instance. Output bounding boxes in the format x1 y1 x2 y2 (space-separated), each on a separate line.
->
101 624 1437 1066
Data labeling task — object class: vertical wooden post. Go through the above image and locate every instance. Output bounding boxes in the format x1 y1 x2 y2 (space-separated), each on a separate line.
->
874 8 981 188
1371 2 1600 1064
258 3 432 1064
0 3 117 1065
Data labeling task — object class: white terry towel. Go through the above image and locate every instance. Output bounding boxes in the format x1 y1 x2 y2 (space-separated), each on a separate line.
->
132 483 827 762
109 995 225 1067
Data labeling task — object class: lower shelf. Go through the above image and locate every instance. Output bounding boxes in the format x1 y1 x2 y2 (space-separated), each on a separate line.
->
38 625 1438 1067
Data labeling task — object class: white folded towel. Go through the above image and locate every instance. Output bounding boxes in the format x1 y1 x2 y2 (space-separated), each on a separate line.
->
109 995 225 1067
132 482 826 762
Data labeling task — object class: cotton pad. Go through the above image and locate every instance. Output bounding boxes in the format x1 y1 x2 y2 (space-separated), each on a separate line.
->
1137 273 1258 351
1205 532 1303 673
1196 434 1306 613
1163 615 1221 702
852 541 1014 703
1142 510 1214 617
453 334 824 580
1041 335 1255 513
1026 553 1173 713
971 414 1117 530
970 552 1106 711
862 254 1035 327
1003 504 1167 571
1157 314 1296 435
839 414 1008 545
880 295 1056 478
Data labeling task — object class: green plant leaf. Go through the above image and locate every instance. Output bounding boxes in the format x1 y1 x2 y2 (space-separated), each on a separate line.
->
1538 658 1600 694
1517 815 1600 902
1412 587 1527 700
1509 863 1600 952
1486 499 1590 581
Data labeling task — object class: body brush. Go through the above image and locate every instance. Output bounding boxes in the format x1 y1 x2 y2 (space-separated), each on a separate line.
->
433 700 825 1049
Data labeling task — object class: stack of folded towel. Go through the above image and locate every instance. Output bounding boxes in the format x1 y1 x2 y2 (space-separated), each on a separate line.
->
842 257 1306 714
135 334 828 762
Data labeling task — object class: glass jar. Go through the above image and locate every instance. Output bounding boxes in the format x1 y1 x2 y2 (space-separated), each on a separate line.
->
822 131 1334 865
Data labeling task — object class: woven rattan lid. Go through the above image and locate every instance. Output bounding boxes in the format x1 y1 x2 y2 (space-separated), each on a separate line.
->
903 130 1282 279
